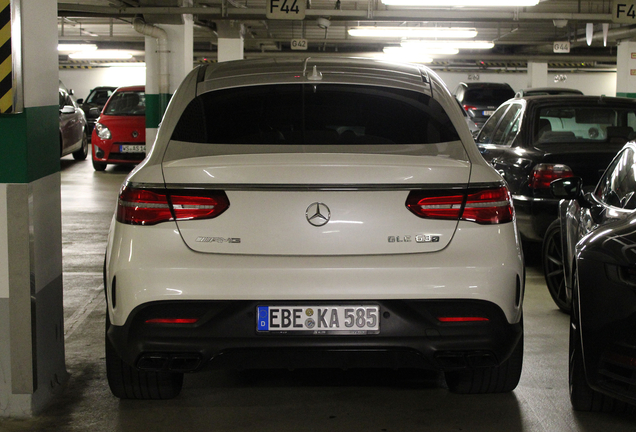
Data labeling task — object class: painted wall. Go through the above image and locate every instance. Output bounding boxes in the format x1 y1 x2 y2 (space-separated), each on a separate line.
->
59 66 146 102
61 66 618 101
435 71 617 97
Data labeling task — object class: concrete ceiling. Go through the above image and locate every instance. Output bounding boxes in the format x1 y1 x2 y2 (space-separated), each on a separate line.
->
57 0 629 72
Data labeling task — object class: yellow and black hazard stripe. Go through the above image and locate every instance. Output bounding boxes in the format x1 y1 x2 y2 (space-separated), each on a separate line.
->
0 0 12 114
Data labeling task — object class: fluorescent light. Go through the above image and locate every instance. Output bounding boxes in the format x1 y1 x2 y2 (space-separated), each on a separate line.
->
401 40 495 50
382 0 539 6
68 50 133 60
349 27 477 39
384 46 459 56
379 50 434 63
57 44 97 53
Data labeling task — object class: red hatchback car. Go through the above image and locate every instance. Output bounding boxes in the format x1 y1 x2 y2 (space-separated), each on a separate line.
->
92 85 146 171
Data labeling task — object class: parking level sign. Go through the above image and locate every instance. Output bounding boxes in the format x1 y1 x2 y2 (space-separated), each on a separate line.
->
266 0 306 20
614 1 636 23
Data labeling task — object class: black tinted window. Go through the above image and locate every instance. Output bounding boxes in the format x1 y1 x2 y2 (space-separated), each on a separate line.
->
172 84 460 145
464 87 514 105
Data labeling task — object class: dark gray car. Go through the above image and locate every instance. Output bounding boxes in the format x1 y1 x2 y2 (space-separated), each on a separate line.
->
454 82 515 128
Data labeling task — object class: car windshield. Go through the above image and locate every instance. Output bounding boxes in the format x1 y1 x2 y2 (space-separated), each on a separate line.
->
536 106 636 143
86 88 114 105
104 91 145 116
171 84 460 146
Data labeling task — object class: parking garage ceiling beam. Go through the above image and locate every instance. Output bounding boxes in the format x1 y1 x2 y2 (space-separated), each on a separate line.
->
57 4 613 22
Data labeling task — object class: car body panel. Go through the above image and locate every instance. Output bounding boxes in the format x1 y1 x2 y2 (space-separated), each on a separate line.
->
555 142 636 406
91 85 146 167
105 58 524 380
59 85 87 157
476 95 636 241
454 82 515 128
79 86 117 135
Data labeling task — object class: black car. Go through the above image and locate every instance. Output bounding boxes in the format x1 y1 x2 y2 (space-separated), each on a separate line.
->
454 82 515 128
475 95 636 312
551 142 636 411
78 86 117 136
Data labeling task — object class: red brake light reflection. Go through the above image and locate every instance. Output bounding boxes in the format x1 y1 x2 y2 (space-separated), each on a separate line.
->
437 317 489 322
145 318 199 324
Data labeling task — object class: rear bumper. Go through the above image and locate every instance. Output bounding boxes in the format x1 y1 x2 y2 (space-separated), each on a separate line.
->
107 299 523 373
92 138 146 165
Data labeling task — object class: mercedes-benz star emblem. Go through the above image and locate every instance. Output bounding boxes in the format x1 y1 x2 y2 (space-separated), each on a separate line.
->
132 130 139 138
306 202 331 227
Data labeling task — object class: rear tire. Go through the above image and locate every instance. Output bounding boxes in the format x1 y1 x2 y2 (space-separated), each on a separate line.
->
445 320 523 394
92 158 107 171
569 274 628 412
543 219 570 313
72 131 89 160
105 313 183 400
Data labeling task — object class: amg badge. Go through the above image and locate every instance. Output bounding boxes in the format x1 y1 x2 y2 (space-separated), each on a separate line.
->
196 237 241 243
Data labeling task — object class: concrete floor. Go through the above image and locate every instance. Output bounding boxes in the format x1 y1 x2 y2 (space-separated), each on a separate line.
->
1 153 636 431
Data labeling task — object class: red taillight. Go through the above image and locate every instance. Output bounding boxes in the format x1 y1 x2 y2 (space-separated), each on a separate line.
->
437 317 489 323
145 318 199 324
462 187 514 225
117 185 229 225
405 192 464 220
463 104 478 112
406 186 513 225
530 164 573 189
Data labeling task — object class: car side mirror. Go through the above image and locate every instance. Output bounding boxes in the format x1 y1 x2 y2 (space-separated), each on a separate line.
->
77 98 84 104
60 105 76 114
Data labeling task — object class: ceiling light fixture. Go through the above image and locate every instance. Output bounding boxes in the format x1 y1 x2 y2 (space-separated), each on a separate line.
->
68 50 134 60
349 27 477 39
400 40 494 50
379 51 434 64
381 0 539 6
384 46 459 56
57 44 98 53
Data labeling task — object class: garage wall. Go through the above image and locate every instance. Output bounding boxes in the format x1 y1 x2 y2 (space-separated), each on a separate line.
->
60 66 618 102
436 71 617 97
59 66 146 102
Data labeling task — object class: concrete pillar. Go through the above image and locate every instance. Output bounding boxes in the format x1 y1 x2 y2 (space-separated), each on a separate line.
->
217 21 244 62
616 41 636 98
527 62 548 88
0 0 67 417
144 14 193 149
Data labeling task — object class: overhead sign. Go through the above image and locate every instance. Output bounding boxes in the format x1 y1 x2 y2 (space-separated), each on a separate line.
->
613 1 636 23
266 0 306 20
291 39 308 50
553 42 570 53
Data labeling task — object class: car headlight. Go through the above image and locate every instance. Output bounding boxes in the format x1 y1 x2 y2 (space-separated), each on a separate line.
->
95 122 111 140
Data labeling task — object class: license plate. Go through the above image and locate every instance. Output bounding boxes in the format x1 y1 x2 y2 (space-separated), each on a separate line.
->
483 110 495 116
120 144 145 153
257 305 380 334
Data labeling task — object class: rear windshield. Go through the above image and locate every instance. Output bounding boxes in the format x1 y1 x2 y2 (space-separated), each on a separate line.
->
104 90 145 116
537 106 636 143
464 87 514 106
171 84 460 145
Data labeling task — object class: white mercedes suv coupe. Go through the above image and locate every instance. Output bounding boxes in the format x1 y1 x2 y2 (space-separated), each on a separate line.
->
104 58 525 399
